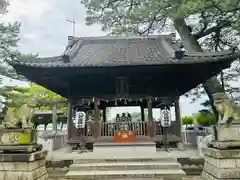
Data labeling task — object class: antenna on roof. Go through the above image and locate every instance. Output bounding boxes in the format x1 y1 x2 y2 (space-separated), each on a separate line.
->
66 19 76 37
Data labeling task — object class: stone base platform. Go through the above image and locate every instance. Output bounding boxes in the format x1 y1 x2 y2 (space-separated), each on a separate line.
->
0 150 48 180
209 140 240 150
93 142 156 154
202 147 240 179
66 144 186 179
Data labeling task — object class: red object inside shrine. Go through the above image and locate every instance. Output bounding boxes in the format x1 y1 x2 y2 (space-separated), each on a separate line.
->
114 130 136 143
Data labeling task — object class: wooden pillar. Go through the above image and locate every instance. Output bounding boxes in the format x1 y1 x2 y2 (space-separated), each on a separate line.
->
140 105 145 121
147 97 153 122
174 97 182 141
93 97 100 139
94 98 100 121
103 107 106 122
147 97 154 137
67 100 73 141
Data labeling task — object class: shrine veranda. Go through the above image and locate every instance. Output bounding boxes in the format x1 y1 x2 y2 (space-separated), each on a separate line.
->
8 34 240 147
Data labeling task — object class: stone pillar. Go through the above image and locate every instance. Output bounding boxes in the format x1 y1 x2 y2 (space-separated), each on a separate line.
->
52 105 57 133
67 100 72 141
202 147 240 179
0 151 48 180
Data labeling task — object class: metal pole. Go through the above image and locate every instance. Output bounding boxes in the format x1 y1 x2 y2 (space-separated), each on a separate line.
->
72 20 76 37
66 20 76 36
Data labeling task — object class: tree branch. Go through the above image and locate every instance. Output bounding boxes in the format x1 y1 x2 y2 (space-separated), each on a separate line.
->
194 20 232 39
138 15 157 35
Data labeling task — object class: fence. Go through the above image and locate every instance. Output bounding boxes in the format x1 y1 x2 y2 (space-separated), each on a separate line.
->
38 130 67 160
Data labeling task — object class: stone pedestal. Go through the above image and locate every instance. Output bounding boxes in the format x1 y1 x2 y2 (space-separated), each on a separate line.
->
0 150 48 180
212 124 240 142
202 147 240 179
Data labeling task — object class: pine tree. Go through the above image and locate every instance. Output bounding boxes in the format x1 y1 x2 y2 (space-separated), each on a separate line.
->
81 0 240 115
0 0 21 114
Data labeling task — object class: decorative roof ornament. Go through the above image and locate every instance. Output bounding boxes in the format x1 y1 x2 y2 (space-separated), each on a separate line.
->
62 54 70 62
174 43 186 59
231 42 239 53
62 36 81 63
170 32 177 44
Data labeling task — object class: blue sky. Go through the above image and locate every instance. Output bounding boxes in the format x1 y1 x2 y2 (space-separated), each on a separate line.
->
2 0 205 117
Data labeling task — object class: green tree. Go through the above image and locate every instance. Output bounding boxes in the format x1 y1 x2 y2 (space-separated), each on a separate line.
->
81 0 240 116
0 1 35 115
6 84 66 111
182 116 194 127
0 1 20 79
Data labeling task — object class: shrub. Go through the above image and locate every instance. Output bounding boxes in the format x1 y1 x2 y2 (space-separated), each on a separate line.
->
195 113 216 126
182 116 194 125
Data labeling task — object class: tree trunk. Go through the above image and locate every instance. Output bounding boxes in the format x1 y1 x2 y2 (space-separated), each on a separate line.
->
173 18 226 117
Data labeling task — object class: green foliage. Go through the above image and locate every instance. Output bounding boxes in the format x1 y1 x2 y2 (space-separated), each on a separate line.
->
82 0 240 36
82 0 240 109
182 116 194 125
195 112 216 126
0 0 20 79
6 84 66 111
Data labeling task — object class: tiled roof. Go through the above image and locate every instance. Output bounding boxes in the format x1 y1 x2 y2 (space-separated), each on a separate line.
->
8 35 240 68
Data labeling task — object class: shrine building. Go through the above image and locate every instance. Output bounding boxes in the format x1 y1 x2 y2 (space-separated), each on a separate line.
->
7 34 240 147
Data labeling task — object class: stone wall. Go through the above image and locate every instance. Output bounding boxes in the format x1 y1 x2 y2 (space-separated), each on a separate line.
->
0 151 48 180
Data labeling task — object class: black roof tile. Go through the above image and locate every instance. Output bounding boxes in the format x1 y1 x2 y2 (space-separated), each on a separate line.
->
8 35 240 68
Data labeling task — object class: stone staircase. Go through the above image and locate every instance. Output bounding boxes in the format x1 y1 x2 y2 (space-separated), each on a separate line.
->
65 143 186 179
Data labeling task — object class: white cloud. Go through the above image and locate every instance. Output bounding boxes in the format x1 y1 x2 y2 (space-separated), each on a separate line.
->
2 0 53 22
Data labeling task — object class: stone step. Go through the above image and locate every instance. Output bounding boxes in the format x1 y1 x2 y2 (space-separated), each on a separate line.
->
74 156 177 164
65 169 186 179
70 161 181 171
93 142 156 154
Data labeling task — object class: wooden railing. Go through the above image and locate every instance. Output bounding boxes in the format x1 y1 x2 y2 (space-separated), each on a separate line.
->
154 121 176 136
101 122 148 137
75 122 93 137
72 121 177 141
